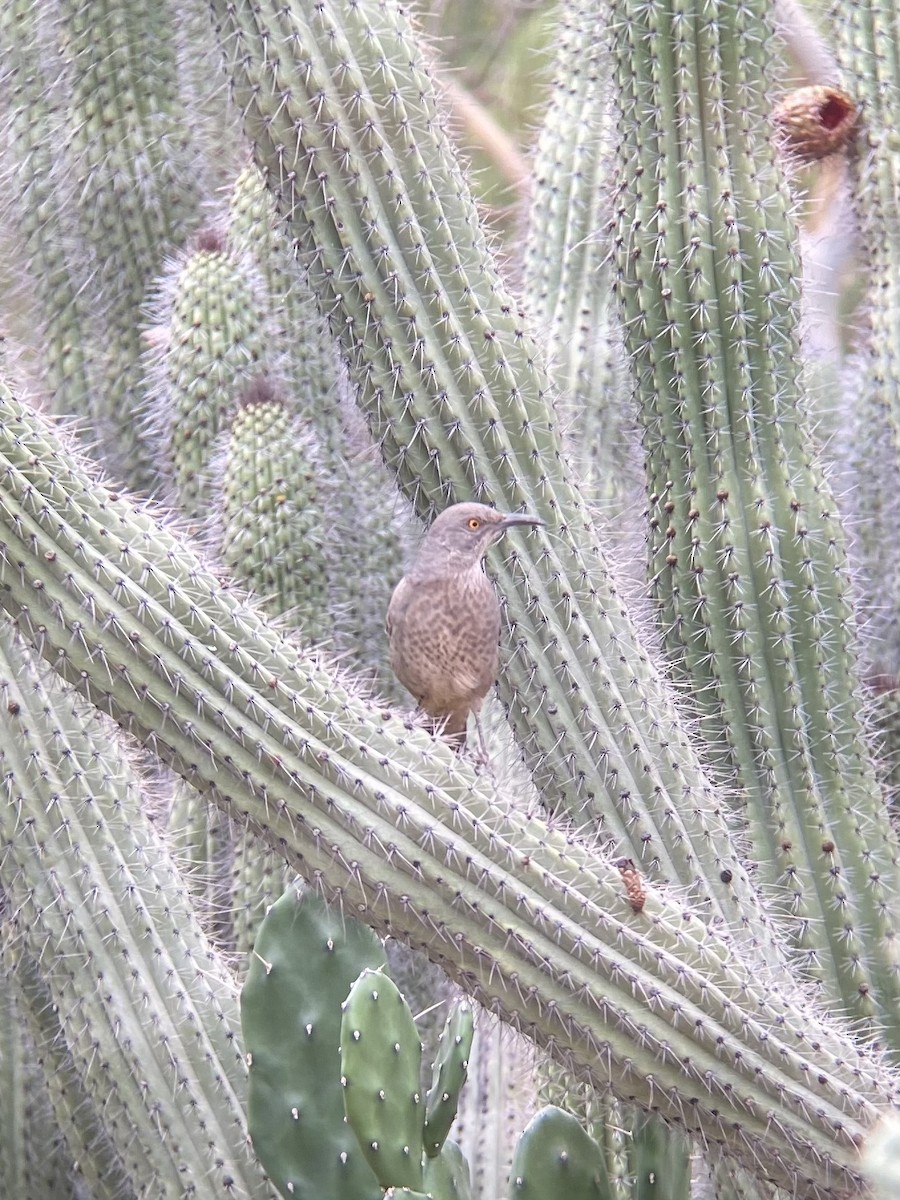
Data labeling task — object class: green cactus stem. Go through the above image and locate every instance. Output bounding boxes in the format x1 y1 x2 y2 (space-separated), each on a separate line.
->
55 0 208 491
151 229 270 525
208 0 789 951
0 382 890 1196
452 1022 536 1200
341 968 426 1190
0 610 272 1198
830 0 900 673
422 1140 473 1200
424 1001 475 1158
227 162 346 460
523 0 634 509
0 0 94 418
241 885 382 1200
508 1106 609 1200
608 0 900 1036
5 941 135 1200
0 961 30 1199
220 378 328 626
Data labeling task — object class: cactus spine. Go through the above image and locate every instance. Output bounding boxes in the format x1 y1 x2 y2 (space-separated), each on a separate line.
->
209 0 785 946
0 610 272 1198
0 382 891 1195
608 0 900 1033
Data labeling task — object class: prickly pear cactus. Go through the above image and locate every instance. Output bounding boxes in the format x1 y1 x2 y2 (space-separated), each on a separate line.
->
508 1106 610 1200
241 885 383 1200
341 968 427 1191
424 1002 475 1159
422 1140 474 1200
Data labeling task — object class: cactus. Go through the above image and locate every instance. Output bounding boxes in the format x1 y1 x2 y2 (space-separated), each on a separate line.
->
241 885 383 1200
149 229 271 524
0 378 892 1195
341 968 427 1190
3 941 135 1200
0 610 271 1197
424 1002 475 1158
422 1140 473 1200
451 1020 537 1200
508 1106 610 1200
1 0 900 1198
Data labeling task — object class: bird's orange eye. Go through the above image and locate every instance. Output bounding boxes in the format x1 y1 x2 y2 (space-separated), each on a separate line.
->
467 517 481 530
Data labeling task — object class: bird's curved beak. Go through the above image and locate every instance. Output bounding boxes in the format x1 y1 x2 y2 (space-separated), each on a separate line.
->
499 512 544 531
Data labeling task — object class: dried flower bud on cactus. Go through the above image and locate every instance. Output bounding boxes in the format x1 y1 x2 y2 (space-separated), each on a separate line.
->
772 85 859 162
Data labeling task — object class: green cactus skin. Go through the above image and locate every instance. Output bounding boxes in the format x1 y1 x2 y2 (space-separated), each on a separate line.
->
227 163 346 461
603 1099 635 1200
0 963 29 1199
168 773 237 950
0 1 94 418
241 885 383 1200
870 676 900 800
608 0 900 1036
221 381 327 957
6 941 136 1200
539 1067 693 1200
0 612 272 1199
0 385 890 1196
157 242 280 943
53 0 208 493
152 231 271 525
226 162 411 680
341 967 426 1191
232 834 290 962
830 2 900 671
453 1022 537 1200
209 0 783 945
629 1113 691 1200
220 382 328 627
508 1106 610 1200
522 0 634 510
708 1158 781 1200
424 1001 474 1158
422 1139 473 1200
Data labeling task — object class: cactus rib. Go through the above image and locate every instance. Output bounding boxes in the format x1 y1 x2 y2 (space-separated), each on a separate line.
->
208 0 790 947
0 611 273 1198
0 383 891 1196
608 0 900 1034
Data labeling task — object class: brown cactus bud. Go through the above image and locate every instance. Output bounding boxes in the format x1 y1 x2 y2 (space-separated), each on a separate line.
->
616 857 647 913
772 86 859 163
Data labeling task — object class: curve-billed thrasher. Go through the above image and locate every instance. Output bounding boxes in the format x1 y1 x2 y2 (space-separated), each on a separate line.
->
386 502 543 752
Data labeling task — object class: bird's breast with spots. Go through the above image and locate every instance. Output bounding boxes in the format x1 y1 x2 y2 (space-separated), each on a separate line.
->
388 567 501 714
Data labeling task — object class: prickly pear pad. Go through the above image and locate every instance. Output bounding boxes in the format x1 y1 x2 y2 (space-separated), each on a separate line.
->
241 885 383 1200
424 1001 474 1158
341 967 426 1190
508 1106 608 1200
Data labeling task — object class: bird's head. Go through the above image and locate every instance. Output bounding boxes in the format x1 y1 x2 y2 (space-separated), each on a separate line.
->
414 502 544 576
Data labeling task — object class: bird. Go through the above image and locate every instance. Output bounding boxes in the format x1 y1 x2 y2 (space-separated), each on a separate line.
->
386 502 543 754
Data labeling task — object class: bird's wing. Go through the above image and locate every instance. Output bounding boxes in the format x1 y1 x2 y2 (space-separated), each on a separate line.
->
385 576 409 640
